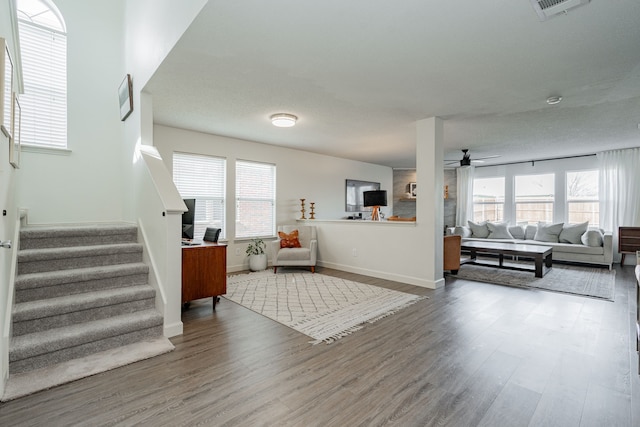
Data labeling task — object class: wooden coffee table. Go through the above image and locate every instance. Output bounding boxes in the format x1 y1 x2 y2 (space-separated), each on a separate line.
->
460 240 553 278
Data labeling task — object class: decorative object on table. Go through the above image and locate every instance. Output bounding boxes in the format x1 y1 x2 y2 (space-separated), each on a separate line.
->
363 190 387 221
450 261 615 301
309 202 315 219
409 182 417 198
118 73 133 121
9 92 20 168
245 238 267 271
271 225 317 273
224 270 426 344
299 198 306 219
1 37 14 138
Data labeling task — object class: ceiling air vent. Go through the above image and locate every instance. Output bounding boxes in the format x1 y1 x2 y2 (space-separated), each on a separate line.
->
529 0 590 21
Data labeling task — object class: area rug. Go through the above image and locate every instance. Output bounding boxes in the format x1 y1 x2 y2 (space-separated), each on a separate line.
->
450 261 615 301
224 271 426 344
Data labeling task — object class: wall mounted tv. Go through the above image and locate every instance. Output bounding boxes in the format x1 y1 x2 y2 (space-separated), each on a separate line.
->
182 198 196 239
345 179 380 212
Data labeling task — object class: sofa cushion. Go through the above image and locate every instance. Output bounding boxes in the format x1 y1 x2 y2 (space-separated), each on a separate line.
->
453 226 472 238
534 222 564 243
468 221 490 238
559 221 589 244
487 222 513 239
525 224 537 240
509 225 525 240
581 229 604 247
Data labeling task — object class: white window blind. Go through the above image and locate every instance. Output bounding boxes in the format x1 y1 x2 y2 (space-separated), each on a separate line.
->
18 15 67 148
173 152 226 240
236 160 276 239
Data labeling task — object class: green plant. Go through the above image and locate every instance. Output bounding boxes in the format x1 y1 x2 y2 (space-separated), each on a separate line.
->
245 238 266 256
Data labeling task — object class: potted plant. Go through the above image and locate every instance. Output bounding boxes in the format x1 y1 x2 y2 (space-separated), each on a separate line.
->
246 238 267 271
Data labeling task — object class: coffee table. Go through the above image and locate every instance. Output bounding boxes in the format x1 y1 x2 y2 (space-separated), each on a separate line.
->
460 240 553 278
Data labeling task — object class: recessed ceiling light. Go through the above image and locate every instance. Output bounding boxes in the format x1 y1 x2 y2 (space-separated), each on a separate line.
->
546 96 562 105
270 113 297 127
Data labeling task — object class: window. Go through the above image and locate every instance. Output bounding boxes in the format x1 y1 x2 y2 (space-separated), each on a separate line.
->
17 0 67 148
567 170 599 227
236 160 276 239
515 173 554 224
173 152 226 240
473 177 505 222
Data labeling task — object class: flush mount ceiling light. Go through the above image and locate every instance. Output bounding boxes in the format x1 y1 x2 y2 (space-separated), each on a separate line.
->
546 96 563 105
270 113 297 127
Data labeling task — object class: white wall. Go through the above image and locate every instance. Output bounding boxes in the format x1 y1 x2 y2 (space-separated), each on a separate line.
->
17 0 127 225
154 124 395 272
473 155 599 226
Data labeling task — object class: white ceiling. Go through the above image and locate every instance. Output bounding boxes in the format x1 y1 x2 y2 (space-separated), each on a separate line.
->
147 0 640 169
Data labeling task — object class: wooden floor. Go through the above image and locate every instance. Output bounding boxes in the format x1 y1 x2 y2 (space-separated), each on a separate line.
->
1 265 639 426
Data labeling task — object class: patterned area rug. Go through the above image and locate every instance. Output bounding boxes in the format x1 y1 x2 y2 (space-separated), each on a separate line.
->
451 261 615 301
224 271 426 344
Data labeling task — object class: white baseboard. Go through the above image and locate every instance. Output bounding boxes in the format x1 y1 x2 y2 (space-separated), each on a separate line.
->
317 261 444 289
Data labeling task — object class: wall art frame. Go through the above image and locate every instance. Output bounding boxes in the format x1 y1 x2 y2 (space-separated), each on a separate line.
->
118 73 133 121
409 182 417 198
1 37 13 138
10 92 21 168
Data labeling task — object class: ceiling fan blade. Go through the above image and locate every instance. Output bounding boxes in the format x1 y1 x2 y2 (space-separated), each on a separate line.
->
474 155 501 160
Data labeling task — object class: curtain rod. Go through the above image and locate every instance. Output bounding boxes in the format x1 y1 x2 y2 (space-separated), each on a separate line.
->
475 153 596 168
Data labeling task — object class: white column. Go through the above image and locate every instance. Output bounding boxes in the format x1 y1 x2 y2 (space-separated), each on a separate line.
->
416 117 445 289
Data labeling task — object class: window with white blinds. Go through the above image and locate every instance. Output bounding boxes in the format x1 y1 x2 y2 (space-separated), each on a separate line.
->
173 152 226 240
236 160 276 239
17 0 67 149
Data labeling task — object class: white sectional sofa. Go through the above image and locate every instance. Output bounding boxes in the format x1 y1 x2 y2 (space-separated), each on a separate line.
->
447 221 613 269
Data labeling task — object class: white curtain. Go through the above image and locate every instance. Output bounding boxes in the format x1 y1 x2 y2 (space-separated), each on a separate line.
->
598 147 640 262
455 166 474 226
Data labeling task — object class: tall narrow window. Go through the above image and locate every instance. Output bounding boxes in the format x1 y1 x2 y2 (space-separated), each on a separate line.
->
472 177 505 222
236 160 276 239
173 152 226 240
567 170 599 227
17 0 67 149
515 173 555 224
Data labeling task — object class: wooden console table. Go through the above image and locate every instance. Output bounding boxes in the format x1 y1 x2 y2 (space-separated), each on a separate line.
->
182 242 227 310
618 227 640 266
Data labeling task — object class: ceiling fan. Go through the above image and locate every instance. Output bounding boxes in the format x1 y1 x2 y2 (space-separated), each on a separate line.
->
444 149 500 167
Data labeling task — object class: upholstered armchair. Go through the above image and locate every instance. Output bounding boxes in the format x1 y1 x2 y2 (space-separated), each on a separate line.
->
443 234 461 274
271 225 318 273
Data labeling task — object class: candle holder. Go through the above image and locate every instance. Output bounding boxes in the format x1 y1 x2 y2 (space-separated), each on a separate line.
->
300 198 306 219
309 202 315 219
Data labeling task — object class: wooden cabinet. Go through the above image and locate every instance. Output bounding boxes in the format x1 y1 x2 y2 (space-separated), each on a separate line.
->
618 227 640 266
182 242 227 309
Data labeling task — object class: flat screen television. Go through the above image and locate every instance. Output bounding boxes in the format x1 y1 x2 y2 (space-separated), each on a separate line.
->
345 179 380 212
182 198 196 239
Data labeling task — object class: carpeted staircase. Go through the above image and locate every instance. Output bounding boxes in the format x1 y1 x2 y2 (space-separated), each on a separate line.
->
3 223 173 400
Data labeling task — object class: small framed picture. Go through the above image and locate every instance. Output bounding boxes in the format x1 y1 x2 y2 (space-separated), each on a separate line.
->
1 38 13 138
409 182 417 198
10 92 21 168
118 73 133 121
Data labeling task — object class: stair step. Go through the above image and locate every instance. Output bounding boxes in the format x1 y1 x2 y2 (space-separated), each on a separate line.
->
12 285 156 336
15 263 149 303
9 310 163 374
18 243 143 274
20 223 138 249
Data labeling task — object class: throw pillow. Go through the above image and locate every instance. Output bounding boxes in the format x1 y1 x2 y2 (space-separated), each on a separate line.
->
525 224 537 240
279 230 302 248
509 225 525 240
487 222 513 239
533 222 564 243
581 229 604 247
468 220 489 238
453 226 472 238
559 221 589 244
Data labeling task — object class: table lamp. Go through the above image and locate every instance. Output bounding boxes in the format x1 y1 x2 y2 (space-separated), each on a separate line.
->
363 190 387 221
